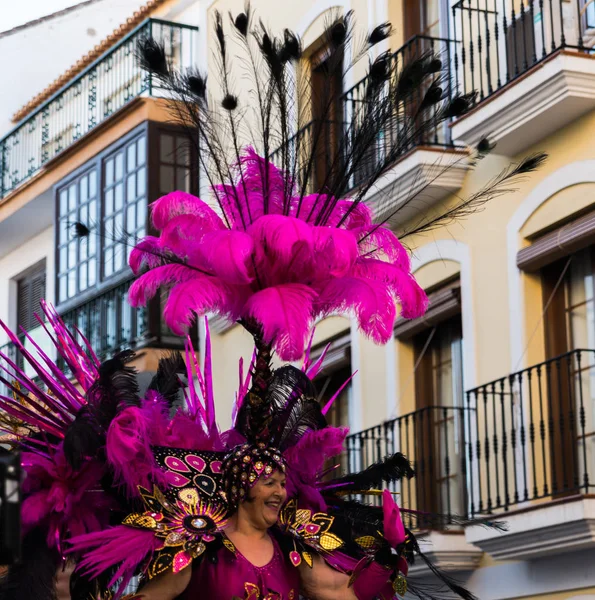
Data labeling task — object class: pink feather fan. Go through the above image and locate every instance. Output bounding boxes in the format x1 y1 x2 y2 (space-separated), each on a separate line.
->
129 148 427 360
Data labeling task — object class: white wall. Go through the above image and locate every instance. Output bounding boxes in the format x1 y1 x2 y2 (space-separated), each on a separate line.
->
0 227 54 345
0 0 148 136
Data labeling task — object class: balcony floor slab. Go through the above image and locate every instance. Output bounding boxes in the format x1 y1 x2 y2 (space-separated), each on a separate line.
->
451 51 595 156
465 495 595 561
408 531 483 576
362 146 470 229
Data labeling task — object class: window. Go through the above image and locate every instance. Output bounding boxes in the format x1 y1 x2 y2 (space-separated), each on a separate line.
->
16 261 46 332
159 131 192 195
103 135 147 278
413 314 465 523
542 247 595 495
55 125 196 309
57 169 98 303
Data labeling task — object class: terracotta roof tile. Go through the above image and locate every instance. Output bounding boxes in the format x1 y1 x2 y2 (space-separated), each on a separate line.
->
11 0 170 123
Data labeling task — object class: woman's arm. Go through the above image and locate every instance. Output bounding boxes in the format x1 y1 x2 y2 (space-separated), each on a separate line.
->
298 556 357 600
134 567 192 600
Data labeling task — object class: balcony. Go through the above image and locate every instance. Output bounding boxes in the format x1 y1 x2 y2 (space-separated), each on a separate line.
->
450 0 595 154
464 349 595 560
0 18 198 201
346 406 483 574
270 35 469 220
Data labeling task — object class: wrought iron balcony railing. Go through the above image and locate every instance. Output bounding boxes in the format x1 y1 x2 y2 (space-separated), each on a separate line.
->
269 35 458 197
342 34 457 190
0 18 198 200
465 348 595 517
452 0 593 105
346 405 470 530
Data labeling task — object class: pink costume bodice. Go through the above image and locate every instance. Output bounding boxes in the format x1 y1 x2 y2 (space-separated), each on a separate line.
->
180 535 299 600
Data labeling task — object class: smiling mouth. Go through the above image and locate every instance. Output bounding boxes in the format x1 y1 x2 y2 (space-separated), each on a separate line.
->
265 501 281 511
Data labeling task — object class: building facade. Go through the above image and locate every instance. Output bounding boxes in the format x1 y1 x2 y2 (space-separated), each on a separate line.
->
1 0 595 598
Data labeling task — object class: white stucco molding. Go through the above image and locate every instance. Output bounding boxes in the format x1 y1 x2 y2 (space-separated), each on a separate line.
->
506 160 595 372
411 239 476 389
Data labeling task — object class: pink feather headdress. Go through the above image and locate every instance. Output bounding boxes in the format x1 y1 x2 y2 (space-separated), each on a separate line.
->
129 148 427 361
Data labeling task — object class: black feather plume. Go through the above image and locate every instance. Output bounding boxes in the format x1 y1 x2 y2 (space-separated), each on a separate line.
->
368 22 392 46
71 221 90 238
280 29 301 62
221 93 238 111
233 11 249 36
443 92 477 118
0 528 60 600
147 352 186 407
137 37 169 77
183 69 207 99
328 453 414 493
63 350 139 470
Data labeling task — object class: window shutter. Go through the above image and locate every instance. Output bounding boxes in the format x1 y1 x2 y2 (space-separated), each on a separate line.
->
17 263 46 332
517 210 595 272
394 281 461 340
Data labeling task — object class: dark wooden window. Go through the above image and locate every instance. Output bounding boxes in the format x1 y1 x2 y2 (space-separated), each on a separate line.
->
404 0 442 39
413 314 465 524
309 43 343 192
542 246 595 495
17 261 46 332
158 131 192 195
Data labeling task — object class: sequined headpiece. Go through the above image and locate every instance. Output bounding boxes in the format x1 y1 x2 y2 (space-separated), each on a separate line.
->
222 442 287 509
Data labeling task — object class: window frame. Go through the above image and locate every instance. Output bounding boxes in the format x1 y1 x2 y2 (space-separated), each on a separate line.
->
53 122 197 314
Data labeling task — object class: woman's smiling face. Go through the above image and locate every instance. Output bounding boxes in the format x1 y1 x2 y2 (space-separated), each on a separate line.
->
241 470 287 528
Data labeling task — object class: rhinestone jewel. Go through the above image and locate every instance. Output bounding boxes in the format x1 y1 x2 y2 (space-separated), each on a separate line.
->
192 517 207 529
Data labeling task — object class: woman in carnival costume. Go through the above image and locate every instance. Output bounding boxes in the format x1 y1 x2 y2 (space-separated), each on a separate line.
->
0 6 545 600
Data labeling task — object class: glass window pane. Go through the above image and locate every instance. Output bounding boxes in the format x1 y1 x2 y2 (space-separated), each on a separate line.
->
88 258 96 286
127 174 136 200
89 232 97 254
115 152 124 181
90 169 97 197
127 143 136 170
114 212 123 234
105 248 113 277
67 270 76 297
160 165 174 193
137 200 147 227
59 218 68 243
59 275 67 302
161 134 174 163
89 199 97 222
79 262 88 290
59 247 67 272
105 189 114 215
68 242 77 268
68 184 77 211
105 159 114 185
79 236 88 260
137 136 146 164
175 136 189 165
59 190 68 215
127 204 136 231
79 204 88 225
114 249 124 272
137 167 146 196
80 177 88 202
115 183 124 211
176 167 190 191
